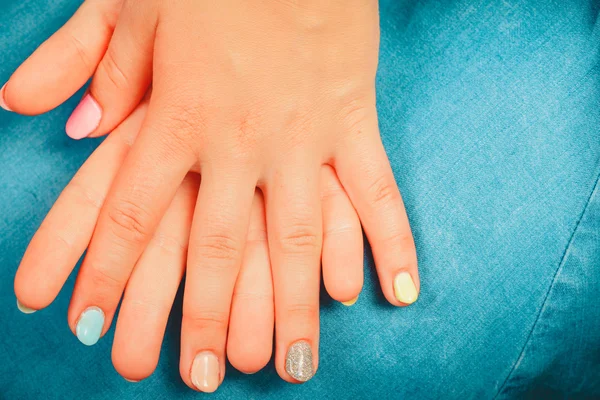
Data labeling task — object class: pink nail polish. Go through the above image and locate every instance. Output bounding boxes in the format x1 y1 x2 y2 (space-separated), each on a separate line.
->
65 94 102 139
0 84 12 112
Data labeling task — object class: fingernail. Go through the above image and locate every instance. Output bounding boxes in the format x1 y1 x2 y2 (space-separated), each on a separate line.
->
124 378 139 383
65 94 102 139
0 84 12 112
393 272 418 304
285 340 314 382
16 299 36 314
341 295 359 307
191 351 220 393
76 306 104 346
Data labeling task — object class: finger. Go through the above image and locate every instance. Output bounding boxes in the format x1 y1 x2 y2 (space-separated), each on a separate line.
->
335 109 419 307
227 190 274 374
320 165 363 306
1 0 123 114
112 173 199 382
13 100 148 312
65 0 157 140
67 108 196 346
266 164 321 384
180 167 257 393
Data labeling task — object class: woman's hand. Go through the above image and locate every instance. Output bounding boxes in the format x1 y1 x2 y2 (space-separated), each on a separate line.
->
13 101 278 386
6 0 419 388
13 98 365 389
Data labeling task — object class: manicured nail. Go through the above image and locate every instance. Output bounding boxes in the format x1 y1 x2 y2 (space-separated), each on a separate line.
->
76 306 104 346
0 84 12 111
285 340 314 382
191 351 220 393
393 272 418 304
124 378 139 383
341 295 359 306
65 94 102 139
16 299 36 314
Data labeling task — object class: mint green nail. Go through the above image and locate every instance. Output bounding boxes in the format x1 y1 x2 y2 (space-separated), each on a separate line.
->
76 307 104 346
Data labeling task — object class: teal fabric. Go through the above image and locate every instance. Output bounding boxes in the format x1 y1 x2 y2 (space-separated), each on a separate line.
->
1 0 599 399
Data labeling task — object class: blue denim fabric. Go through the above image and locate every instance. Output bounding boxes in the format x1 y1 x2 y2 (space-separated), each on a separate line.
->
1 0 599 399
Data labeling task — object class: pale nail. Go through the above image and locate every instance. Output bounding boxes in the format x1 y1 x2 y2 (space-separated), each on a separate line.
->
191 351 220 393
16 299 36 314
0 84 12 111
341 295 359 306
393 272 418 304
285 340 314 382
65 94 102 139
75 306 104 346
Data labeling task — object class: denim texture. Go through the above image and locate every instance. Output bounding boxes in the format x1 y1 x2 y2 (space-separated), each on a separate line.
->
1 0 599 399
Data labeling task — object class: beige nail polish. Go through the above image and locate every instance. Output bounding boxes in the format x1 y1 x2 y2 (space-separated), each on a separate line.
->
17 299 36 314
191 351 220 393
285 340 314 382
341 295 359 306
393 272 418 304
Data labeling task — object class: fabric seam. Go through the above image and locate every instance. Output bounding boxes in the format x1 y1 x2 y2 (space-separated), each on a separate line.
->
493 167 600 399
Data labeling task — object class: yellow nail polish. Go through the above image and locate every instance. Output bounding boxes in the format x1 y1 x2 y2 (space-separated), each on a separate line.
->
393 272 418 304
341 295 359 306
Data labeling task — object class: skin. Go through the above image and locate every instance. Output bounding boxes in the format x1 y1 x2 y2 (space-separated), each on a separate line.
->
6 0 419 390
13 97 363 381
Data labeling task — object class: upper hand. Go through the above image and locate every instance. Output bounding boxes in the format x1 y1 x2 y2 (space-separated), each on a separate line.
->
5 0 419 389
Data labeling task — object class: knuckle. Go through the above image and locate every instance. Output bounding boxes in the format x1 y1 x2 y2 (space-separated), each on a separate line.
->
366 174 401 209
320 182 344 202
88 264 123 290
246 225 268 244
90 0 122 28
183 310 229 331
233 290 271 302
277 223 321 254
156 104 206 157
162 102 207 137
339 97 376 137
98 47 130 91
126 296 169 317
286 302 319 322
228 110 263 160
151 232 187 257
195 232 242 264
106 199 152 244
66 178 105 211
383 229 415 251
324 222 356 238
63 29 95 75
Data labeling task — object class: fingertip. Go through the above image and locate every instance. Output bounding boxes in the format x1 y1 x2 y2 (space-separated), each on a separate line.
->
392 271 419 306
16 299 37 314
0 83 12 112
112 348 156 383
323 268 363 306
65 94 103 140
14 271 53 312
340 295 359 307
227 340 272 375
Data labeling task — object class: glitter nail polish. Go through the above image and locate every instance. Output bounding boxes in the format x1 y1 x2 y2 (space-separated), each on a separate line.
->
285 340 314 382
